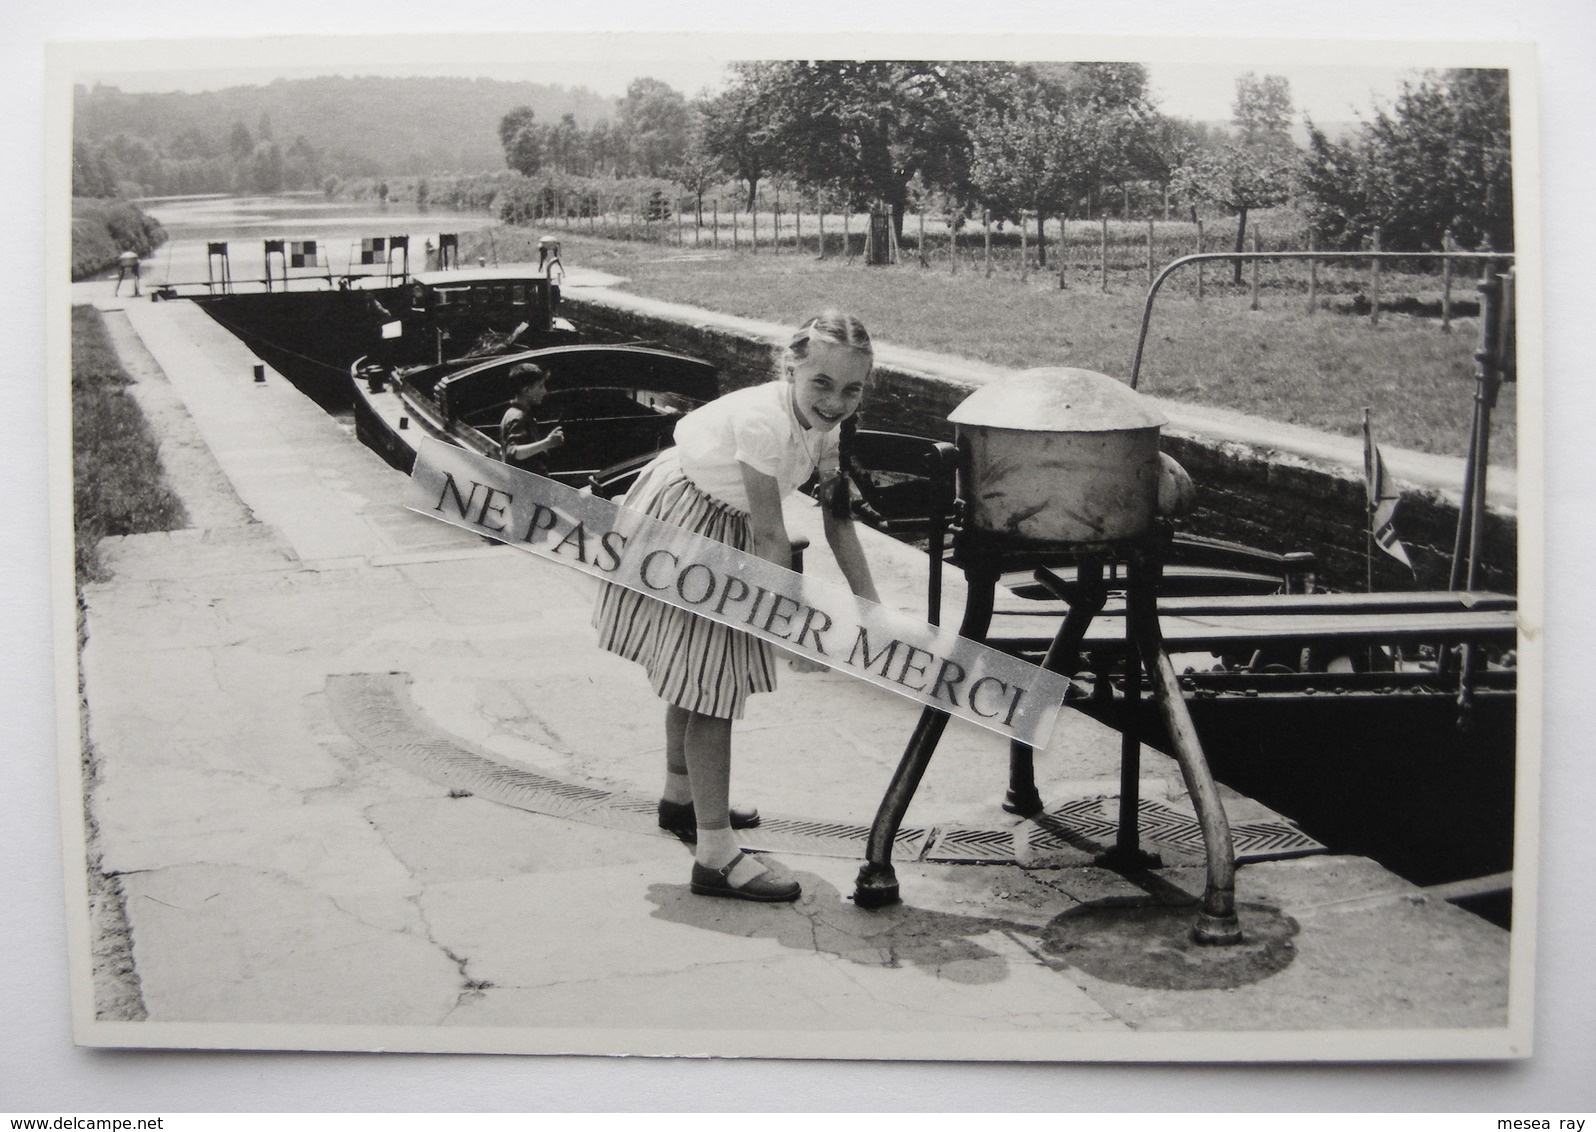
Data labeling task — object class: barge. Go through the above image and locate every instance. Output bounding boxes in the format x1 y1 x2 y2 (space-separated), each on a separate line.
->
165 231 1520 912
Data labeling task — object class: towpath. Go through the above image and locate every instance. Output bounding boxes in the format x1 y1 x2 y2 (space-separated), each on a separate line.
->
67 287 1519 1058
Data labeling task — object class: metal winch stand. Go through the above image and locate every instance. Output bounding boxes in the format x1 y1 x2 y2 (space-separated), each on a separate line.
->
853 527 1243 945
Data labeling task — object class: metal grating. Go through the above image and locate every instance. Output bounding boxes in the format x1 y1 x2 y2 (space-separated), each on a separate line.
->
741 818 929 861
1030 796 1324 863
924 826 1023 863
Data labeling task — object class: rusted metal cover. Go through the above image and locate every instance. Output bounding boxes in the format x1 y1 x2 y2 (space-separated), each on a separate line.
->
948 366 1167 433
949 367 1166 544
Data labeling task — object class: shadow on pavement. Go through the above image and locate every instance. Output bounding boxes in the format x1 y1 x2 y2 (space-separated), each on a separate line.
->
646 871 1042 986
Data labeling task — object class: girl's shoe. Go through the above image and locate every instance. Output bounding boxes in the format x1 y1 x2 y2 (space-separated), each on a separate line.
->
689 853 800 902
657 799 761 834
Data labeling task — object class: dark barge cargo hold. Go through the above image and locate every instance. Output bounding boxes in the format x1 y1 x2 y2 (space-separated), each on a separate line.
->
184 266 575 411
350 342 719 485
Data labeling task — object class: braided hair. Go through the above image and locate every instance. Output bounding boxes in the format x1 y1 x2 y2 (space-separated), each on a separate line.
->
781 311 874 520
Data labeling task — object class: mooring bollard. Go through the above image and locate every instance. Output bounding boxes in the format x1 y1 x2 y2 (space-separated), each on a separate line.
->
253 364 266 383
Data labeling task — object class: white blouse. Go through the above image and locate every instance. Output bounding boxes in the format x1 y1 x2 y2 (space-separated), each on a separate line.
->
673 381 839 513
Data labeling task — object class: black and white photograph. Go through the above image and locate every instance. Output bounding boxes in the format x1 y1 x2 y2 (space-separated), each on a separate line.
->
8 0 1596 1113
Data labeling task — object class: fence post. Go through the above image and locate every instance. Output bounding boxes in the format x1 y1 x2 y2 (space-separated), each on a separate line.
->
796 197 803 255
918 208 926 266
1058 218 1068 289
1441 229 1454 333
733 206 739 251
984 209 992 279
1308 230 1318 315
1021 213 1029 282
752 197 759 254
1099 215 1108 293
1370 225 1382 326
1196 219 1205 301
1146 218 1155 287
843 208 851 263
817 200 826 259
950 212 960 275
1250 228 1261 311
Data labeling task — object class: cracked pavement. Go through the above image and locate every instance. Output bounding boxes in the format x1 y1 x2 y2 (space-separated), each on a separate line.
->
68 291 1519 1059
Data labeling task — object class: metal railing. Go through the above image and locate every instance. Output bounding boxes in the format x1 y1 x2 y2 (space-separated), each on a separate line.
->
1130 250 1515 389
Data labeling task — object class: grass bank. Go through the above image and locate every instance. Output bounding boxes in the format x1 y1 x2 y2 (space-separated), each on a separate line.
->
466 226 1513 465
73 305 188 583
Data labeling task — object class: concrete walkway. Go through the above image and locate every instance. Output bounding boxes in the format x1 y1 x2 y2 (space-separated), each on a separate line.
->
71 293 1520 1060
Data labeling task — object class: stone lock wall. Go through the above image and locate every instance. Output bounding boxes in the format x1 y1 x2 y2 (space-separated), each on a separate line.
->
561 293 1517 594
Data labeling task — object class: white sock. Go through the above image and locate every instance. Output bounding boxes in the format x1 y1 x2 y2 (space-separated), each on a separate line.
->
694 825 740 869
663 770 692 805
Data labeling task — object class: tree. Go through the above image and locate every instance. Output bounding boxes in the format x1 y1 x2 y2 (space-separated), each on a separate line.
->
283 135 321 189
250 142 285 194
699 63 785 210
228 121 254 159
547 113 583 175
72 141 116 197
1364 69 1512 250
498 105 545 176
585 119 622 178
1174 143 1298 282
617 78 691 178
1175 73 1300 283
673 107 722 224
965 63 1161 260
965 65 1095 263
1232 72 1294 146
1300 120 1369 248
1299 69 1512 251
743 61 976 239
1128 114 1221 216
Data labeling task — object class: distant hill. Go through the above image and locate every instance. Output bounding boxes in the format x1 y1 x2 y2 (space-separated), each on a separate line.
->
74 74 620 178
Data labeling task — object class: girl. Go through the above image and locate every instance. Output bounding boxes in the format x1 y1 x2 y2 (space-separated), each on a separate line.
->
593 311 881 902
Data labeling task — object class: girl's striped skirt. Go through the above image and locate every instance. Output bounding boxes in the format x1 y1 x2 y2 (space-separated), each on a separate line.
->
592 449 777 719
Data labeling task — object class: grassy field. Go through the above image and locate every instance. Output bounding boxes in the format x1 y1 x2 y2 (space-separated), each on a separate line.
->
465 225 1513 465
72 306 188 584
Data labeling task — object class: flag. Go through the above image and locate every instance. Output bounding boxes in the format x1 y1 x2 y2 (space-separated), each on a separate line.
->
289 240 321 268
1363 411 1413 569
359 237 387 265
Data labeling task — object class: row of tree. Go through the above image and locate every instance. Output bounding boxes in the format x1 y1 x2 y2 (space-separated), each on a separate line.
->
498 63 1512 257
73 115 327 198
72 76 618 198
